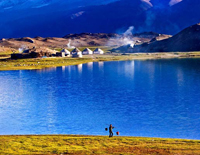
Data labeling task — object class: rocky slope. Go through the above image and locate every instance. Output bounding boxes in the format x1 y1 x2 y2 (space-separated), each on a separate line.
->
0 32 171 52
128 23 200 52
1 23 199 53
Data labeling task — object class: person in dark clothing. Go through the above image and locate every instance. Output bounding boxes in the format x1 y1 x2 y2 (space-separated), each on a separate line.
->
109 124 114 137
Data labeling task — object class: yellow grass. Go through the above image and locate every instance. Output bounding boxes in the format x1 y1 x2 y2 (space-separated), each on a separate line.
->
0 135 200 155
0 52 200 71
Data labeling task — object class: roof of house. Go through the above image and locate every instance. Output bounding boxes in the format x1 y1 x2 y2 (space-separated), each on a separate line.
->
93 48 104 52
61 48 70 53
71 48 81 53
82 48 93 53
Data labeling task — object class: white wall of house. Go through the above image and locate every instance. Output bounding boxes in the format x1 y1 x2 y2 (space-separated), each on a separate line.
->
72 51 82 57
82 51 93 55
93 49 104 54
82 48 93 55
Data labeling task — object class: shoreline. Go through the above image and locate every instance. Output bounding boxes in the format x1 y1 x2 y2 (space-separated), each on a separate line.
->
1 134 200 154
0 52 200 71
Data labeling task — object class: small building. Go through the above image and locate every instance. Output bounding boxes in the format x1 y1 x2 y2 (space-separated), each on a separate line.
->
11 53 28 59
56 49 71 57
61 49 71 56
93 48 104 54
71 48 82 58
11 47 57 59
82 48 93 55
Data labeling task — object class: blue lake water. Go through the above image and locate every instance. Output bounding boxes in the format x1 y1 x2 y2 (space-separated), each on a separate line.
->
0 59 200 140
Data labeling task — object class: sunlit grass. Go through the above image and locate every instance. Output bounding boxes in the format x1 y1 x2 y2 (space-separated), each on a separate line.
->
0 52 200 71
0 135 200 154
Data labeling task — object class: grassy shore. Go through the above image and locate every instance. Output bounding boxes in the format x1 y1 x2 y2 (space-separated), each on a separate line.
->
0 135 200 154
1 52 200 71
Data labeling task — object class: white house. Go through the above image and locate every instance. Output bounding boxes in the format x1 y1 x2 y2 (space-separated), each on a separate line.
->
60 49 71 57
93 48 104 54
71 48 82 58
82 48 93 55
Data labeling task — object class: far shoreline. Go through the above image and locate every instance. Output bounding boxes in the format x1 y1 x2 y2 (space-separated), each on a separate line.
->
1 52 200 71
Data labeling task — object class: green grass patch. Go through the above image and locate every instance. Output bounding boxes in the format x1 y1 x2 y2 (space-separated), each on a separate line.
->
0 52 200 71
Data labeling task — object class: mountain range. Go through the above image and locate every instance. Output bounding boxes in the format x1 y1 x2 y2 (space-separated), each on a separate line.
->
0 0 200 38
132 23 200 52
112 22 200 52
1 22 200 53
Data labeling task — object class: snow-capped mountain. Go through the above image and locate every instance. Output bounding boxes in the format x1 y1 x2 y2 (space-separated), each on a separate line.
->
0 0 199 38
0 0 26 9
0 0 65 10
0 0 117 10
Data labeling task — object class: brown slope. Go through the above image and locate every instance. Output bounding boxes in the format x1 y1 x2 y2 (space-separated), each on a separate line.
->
0 32 170 51
166 23 200 52
0 33 120 49
132 23 200 52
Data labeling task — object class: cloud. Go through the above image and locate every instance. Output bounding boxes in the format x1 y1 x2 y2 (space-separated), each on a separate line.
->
124 26 134 36
169 0 182 6
141 0 153 8
141 0 150 3
71 11 85 19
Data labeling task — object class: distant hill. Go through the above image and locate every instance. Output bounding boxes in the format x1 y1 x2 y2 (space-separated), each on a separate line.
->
128 23 200 52
0 31 173 55
0 32 169 50
1 23 200 53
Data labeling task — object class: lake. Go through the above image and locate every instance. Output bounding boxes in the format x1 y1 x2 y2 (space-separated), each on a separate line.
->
0 58 200 140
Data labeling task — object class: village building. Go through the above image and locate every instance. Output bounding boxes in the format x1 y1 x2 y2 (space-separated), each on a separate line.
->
56 49 71 57
71 48 82 58
11 47 57 59
82 48 93 55
93 48 104 54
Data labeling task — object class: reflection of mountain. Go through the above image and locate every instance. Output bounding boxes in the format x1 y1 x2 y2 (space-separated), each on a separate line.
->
0 0 200 38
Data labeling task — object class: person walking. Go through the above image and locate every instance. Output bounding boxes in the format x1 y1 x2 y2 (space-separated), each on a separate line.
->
109 124 114 137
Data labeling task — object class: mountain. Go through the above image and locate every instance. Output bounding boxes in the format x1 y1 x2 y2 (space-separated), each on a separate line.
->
60 0 200 35
1 23 200 53
0 0 118 38
129 23 200 52
0 0 117 10
0 0 200 38
0 31 168 50
0 0 153 38
65 0 153 34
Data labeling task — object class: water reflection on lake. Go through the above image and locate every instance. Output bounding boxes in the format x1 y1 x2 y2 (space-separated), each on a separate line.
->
0 59 200 139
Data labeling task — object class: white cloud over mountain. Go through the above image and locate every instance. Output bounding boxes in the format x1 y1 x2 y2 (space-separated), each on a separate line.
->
169 0 183 6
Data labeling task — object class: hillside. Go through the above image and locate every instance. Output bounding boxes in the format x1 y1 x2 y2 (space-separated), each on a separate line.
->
131 23 200 52
1 135 200 155
1 23 200 53
0 32 171 52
